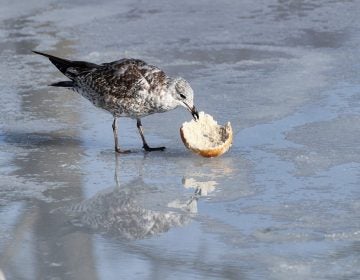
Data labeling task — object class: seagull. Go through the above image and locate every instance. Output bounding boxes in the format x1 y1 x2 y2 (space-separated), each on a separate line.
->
33 51 199 153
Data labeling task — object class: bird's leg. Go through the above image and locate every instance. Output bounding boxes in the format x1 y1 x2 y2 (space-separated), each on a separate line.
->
112 118 130 153
136 118 165 152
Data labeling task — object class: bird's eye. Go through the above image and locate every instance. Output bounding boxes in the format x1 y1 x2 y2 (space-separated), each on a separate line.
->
179 93 186 99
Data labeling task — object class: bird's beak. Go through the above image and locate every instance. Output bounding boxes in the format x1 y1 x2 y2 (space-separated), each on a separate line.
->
183 102 199 120
191 106 199 120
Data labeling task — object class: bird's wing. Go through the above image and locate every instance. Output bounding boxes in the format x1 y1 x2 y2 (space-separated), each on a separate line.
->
77 59 153 99
33 51 99 79
75 58 169 99
136 63 168 93
107 59 168 95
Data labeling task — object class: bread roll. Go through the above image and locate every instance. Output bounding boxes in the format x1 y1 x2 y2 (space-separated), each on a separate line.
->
180 112 232 157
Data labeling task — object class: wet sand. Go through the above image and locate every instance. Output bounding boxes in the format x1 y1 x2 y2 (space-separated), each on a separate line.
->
1 1 360 279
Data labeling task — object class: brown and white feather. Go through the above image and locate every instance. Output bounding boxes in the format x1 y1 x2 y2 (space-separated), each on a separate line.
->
72 58 172 118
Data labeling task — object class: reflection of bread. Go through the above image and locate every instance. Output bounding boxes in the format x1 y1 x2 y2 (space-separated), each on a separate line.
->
180 112 233 157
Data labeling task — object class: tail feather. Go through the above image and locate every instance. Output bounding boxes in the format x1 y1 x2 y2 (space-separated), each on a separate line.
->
33 50 73 76
50 81 74 87
32 50 100 78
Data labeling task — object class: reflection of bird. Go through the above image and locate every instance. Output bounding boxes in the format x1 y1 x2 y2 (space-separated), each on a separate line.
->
66 178 196 240
33 51 199 153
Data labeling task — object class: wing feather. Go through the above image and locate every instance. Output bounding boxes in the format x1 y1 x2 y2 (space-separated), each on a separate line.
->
74 58 169 101
76 59 155 99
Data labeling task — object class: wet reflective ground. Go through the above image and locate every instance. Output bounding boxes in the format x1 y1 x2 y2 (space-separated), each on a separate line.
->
1 1 360 279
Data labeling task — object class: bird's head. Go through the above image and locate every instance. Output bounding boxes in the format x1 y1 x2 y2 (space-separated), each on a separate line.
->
170 77 199 120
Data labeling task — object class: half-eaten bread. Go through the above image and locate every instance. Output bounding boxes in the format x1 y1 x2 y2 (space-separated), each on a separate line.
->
180 112 232 157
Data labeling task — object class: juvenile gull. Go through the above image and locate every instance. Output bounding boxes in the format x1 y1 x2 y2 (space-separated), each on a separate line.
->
33 51 199 153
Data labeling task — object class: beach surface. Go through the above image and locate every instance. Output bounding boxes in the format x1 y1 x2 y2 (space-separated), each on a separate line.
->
0 1 360 279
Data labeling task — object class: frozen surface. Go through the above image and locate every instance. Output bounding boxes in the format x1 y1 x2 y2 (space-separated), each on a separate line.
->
1 0 360 279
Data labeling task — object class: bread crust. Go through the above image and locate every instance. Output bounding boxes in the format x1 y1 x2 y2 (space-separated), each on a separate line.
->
180 118 233 158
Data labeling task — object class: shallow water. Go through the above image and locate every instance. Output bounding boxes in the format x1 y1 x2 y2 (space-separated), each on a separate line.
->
1 1 360 279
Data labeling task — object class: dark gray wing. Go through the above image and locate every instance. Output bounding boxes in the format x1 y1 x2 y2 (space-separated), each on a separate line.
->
74 58 170 99
75 59 151 99
33 51 99 79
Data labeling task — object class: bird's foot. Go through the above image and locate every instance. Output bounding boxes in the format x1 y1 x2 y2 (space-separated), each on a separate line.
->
115 147 131 154
143 144 166 152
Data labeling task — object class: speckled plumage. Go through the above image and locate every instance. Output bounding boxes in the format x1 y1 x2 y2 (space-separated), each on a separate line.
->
33 51 198 153
72 58 174 118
